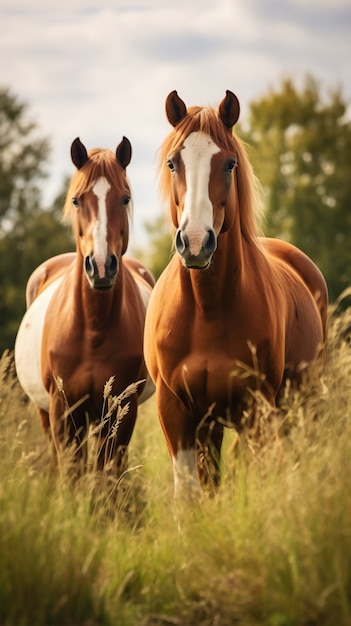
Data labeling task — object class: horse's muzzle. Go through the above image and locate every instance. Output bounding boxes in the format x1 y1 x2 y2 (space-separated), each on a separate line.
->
175 227 217 269
84 254 119 289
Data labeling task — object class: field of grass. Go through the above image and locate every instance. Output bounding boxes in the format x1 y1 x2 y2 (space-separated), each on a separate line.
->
1 299 351 626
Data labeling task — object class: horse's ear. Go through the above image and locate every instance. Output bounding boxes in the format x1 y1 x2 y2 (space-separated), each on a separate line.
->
165 90 187 127
218 90 240 129
116 136 132 169
71 137 89 170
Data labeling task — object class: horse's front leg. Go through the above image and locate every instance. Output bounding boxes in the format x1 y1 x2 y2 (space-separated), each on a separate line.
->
47 390 88 473
95 396 138 476
196 418 224 495
157 383 202 503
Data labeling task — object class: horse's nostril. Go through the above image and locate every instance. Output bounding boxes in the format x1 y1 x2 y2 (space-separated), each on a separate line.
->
106 254 118 278
85 255 95 278
203 228 217 255
175 229 189 254
84 254 118 284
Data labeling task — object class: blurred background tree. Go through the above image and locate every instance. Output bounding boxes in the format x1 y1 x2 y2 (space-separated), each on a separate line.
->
239 75 351 302
132 214 173 281
1 77 350 351
0 88 73 352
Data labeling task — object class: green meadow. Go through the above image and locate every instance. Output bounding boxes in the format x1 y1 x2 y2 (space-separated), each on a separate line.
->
0 299 351 626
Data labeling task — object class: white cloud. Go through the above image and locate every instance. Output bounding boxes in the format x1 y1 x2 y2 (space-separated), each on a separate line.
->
1 0 350 248
291 0 349 7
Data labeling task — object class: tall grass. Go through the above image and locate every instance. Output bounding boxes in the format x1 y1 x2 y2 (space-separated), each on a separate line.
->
0 299 351 625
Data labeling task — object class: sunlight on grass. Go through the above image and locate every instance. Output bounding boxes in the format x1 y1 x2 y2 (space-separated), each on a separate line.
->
0 298 351 625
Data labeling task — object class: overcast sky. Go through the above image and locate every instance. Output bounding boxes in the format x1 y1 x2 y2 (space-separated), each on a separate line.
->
1 0 350 248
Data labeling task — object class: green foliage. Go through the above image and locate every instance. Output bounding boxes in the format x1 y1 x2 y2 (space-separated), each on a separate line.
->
239 75 351 301
0 88 73 351
1 306 351 625
131 213 174 280
0 87 49 225
0 205 74 350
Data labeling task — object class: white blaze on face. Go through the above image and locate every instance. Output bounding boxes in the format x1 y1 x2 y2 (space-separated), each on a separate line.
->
92 177 111 278
180 131 220 256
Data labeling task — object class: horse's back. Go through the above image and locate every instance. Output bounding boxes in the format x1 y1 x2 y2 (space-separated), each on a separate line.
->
124 257 155 310
124 257 155 289
26 252 75 308
262 238 328 339
261 238 327 383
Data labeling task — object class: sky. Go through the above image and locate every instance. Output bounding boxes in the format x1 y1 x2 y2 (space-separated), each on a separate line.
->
1 0 350 249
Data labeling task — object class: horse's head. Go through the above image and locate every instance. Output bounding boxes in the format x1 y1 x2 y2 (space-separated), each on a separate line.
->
64 137 132 290
161 90 241 269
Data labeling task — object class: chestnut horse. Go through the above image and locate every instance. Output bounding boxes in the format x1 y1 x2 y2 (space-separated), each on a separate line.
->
144 91 328 501
15 137 154 474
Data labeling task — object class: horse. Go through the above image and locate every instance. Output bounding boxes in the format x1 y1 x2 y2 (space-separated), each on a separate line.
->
15 136 155 475
143 90 328 502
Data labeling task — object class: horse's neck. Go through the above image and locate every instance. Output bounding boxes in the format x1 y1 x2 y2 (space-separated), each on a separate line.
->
186 226 246 314
74 258 124 327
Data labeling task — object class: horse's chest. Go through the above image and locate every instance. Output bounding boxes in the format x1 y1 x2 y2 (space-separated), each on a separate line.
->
44 307 145 399
172 350 247 422
54 347 144 417
166 313 267 412
179 348 240 386
55 329 142 377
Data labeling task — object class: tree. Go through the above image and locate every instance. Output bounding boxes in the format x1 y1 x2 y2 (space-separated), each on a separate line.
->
239 76 351 301
0 88 51 230
0 88 73 352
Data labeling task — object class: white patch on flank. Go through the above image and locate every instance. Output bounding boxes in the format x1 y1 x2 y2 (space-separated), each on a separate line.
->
180 132 220 256
14 277 64 412
172 447 202 502
92 177 111 278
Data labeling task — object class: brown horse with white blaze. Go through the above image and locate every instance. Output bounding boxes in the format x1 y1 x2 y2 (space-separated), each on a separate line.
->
15 137 155 474
144 90 328 501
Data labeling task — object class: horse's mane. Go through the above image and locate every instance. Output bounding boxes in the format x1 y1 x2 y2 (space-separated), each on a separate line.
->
63 148 132 221
158 105 264 243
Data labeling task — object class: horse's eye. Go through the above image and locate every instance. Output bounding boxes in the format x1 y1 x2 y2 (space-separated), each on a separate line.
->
72 197 79 207
167 159 175 172
225 157 237 173
122 195 131 207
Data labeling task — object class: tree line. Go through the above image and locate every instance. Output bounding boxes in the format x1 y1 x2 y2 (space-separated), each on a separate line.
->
1 76 350 352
